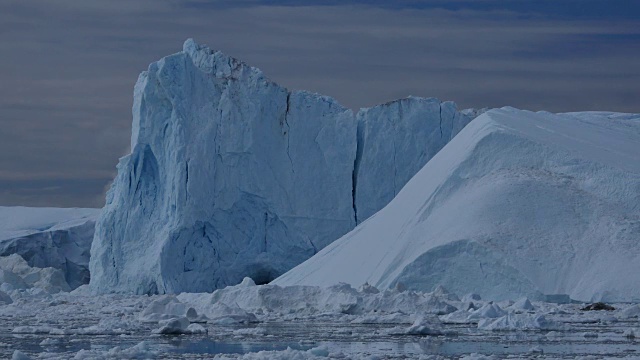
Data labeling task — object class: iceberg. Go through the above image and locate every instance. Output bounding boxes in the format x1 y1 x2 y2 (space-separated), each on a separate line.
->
89 39 475 294
0 206 99 289
275 108 640 302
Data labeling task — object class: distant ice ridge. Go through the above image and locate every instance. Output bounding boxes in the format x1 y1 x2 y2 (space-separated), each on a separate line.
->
275 108 640 302
89 39 475 294
0 207 99 289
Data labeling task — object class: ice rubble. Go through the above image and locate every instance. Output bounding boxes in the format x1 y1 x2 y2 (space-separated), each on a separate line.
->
176 278 457 319
0 254 71 296
275 108 640 302
477 313 559 331
4 278 640 358
0 207 99 289
152 316 207 334
90 39 475 294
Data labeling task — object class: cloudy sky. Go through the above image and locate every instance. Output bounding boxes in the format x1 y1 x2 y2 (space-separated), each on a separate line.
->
1 0 639 208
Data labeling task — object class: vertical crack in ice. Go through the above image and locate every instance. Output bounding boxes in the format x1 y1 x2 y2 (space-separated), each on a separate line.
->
263 212 268 252
110 237 119 283
438 102 443 139
479 262 487 278
185 160 189 201
214 110 224 168
392 101 402 196
284 92 294 173
352 119 364 225
449 104 457 141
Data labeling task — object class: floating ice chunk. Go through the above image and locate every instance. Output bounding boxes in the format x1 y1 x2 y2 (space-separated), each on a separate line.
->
77 318 139 336
0 269 27 290
545 331 561 339
233 327 267 337
152 316 190 334
39 338 62 347
151 317 207 335
177 282 459 324
402 315 444 335
462 293 482 302
600 314 617 323
12 326 61 334
186 323 207 334
72 340 158 359
623 328 637 338
360 289 457 316
460 301 479 311
205 302 258 325
459 354 498 360
240 277 257 287
9 287 53 302
510 297 534 311
307 346 329 357
440 309 476 324
529 346 543 354
358 282 379 294
11 350 31 360
0 290 12 305
620 304 640 318
351 312 411 324
467 303 506 321
139 295 202 323
29 267 71 294
211 346 329 359
478 314 560 331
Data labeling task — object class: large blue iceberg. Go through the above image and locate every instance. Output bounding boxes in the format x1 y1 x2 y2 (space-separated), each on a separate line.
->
89 39 474 294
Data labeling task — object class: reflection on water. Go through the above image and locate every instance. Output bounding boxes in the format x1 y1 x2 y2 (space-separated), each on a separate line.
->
168 338 310 354
3 321 640 358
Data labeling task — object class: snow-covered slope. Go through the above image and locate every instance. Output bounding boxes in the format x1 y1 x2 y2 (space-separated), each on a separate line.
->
90 39 474 294
275 108 640 302
0 207 99 289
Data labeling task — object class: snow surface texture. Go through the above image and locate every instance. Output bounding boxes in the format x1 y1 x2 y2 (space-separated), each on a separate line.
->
276 108 640 302
90 39 474 294
0 207 99 289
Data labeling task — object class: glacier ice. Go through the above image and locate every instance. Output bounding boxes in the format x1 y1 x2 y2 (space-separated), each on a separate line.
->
0 254 71 294
275 108 640 302
354 97 471 222
0 207 99 289
89 39 475 294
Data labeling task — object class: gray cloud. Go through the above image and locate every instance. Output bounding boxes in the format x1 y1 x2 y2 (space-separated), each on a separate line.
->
0 1 638 207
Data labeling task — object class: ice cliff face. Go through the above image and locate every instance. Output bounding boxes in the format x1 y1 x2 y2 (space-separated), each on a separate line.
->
275 109 640 302
0 207 99 289
90 39 474 294
354 98 471 222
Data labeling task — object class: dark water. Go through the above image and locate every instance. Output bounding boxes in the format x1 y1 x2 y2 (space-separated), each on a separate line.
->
3 321 640 359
